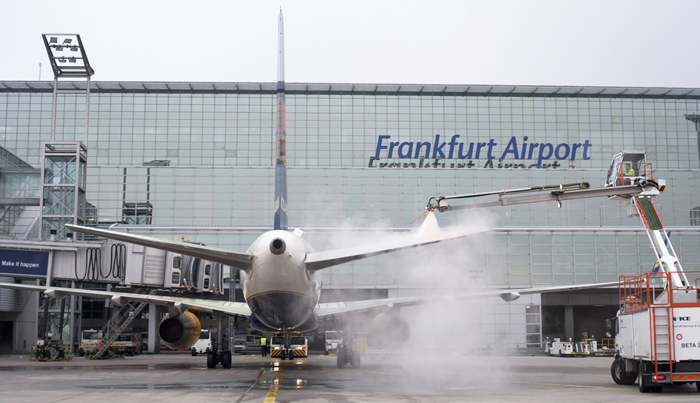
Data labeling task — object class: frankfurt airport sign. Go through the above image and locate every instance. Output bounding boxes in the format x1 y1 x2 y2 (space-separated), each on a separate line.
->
0 249 49 276
369 135 592 169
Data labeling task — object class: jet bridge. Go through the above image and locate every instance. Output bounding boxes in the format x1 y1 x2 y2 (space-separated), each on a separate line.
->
0 238 224 294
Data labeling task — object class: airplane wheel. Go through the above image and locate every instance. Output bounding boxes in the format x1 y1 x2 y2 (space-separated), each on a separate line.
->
207 352 217 369
222 351 232 369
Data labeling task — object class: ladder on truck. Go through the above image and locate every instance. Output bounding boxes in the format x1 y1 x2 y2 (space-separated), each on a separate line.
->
92 287 157 359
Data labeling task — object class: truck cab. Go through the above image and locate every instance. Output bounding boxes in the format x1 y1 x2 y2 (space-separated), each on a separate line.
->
324 331 342 355
191 329 212 356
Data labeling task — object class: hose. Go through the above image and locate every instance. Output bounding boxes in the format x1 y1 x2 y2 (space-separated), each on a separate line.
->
110 244 127 280
85 248 100 281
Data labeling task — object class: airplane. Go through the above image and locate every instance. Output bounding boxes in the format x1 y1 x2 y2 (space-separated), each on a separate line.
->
0 10 617 368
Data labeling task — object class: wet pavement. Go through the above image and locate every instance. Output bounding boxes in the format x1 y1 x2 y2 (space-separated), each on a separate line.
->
1 352 700 402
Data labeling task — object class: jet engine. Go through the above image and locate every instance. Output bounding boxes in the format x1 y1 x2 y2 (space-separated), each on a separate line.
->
370 312 410 350
159 311 202 351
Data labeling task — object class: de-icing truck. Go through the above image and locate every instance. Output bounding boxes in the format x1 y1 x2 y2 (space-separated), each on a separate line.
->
605 151 700 393
423 150 700 393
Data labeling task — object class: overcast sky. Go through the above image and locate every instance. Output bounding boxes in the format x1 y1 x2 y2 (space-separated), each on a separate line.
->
2 0 699 88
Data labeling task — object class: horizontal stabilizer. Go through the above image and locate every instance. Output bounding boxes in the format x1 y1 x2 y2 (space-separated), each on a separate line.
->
304 212 488 272
65 224 253 272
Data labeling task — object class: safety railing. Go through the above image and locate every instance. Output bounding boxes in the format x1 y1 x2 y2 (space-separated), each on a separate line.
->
619 271 700 312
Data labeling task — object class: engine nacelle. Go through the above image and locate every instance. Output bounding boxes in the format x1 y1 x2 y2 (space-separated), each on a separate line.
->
159 311 202 351
370 313 410 350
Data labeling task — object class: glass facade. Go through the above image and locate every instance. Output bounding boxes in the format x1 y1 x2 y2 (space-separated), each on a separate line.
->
2 81 700 348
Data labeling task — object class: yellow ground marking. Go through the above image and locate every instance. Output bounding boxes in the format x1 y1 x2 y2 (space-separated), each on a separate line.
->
263 358 288 403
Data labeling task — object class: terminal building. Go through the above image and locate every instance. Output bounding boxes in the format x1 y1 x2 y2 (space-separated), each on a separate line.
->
1 80 700 353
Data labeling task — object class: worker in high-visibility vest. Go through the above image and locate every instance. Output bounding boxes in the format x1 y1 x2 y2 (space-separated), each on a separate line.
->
625 165 635 185
260 337 267 357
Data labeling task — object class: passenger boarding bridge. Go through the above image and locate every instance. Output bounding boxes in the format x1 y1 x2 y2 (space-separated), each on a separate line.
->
0 229 228 354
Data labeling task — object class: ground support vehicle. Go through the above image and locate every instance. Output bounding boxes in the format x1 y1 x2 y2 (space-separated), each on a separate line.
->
270 334 308 359
233 334 262 355
586 337 615 357
29 340 73 361
116 333 143 356
79 330 134 358
611 272 700 392
605 152 700 393
191 329 212 356
425 150 700 393
325 330 342 355
336 338 364 368
544 338 590 356
78 329 100 356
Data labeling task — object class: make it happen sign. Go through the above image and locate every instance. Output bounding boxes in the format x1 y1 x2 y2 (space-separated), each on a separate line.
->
0 249 49 276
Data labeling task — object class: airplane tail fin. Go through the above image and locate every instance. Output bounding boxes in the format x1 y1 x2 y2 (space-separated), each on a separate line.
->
273 9 288 231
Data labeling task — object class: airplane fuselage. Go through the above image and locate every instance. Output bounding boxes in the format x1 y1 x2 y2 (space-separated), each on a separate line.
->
240 230 322 332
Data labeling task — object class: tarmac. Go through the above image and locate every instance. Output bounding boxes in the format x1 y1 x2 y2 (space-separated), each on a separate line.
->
1 350 699 402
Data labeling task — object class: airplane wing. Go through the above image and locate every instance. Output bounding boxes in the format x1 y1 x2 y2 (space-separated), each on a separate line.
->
65 224 253 272
304 212 488 272
316 281 619 318
0 281 252 318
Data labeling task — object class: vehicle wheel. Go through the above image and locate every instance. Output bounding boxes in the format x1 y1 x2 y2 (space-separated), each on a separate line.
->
558 349 563 357
222 351 232 369
696 382 700 392
638 361 651 393
191 348 197 357
351 353 361 368
207 352 217 369
611 358 636 385
611 358 624 384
